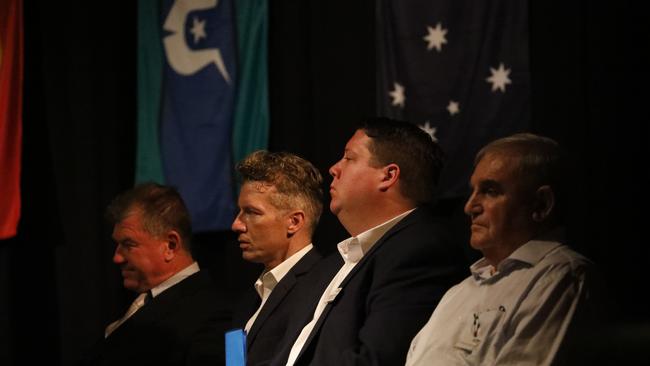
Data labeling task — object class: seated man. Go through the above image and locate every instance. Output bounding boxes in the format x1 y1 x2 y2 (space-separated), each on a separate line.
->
79 183 230 366
231 151 329 366
276 118 466 366
406 133 593 365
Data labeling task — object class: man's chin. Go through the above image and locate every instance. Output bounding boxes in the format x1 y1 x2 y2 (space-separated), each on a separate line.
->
469 237 487 251
241 251 261 264
122 280 140 292
329 202 341 215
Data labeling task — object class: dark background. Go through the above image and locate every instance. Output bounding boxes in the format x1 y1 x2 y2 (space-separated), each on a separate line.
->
1 1 648 365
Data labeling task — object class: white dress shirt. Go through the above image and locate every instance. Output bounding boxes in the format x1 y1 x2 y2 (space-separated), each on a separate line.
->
286 209 414 366
405 235 591 366
245 244 314 333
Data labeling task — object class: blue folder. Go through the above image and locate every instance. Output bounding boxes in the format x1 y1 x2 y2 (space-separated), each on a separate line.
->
225 328 246 366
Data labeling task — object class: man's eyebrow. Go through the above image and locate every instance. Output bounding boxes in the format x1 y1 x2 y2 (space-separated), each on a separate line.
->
474 179 501 190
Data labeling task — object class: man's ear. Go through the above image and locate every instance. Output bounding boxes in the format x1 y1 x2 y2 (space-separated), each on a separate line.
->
287 210 306 236
532 185 555 222
163 230 182 261
378 163 400 192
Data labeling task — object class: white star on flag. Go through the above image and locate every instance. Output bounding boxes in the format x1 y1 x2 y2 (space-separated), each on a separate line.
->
423 23 448 52
190 16 207 44
447 100 460 116
389 82 406 108
419 121 438 142
486 63 512 92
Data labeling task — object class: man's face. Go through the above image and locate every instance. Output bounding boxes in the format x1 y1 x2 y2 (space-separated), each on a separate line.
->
232 182 291 269
112 209 168 293
464 153 535 255
329 130 384 219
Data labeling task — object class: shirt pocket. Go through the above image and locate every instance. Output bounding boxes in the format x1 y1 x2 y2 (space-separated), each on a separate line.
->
453 305 507 362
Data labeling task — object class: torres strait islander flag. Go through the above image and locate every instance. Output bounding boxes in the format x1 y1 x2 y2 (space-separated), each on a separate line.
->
136 0 269 232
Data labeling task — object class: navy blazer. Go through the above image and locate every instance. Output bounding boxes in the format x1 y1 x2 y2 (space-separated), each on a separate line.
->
79 270 231 366
273 207 467 366
233 248 329 366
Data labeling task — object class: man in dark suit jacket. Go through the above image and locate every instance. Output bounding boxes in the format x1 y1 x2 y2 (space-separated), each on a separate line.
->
79 183 230 366
231 151 330 366
276 118 466 366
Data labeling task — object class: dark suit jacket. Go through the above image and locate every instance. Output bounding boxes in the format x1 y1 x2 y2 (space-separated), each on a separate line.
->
79 270 231 366
232 248 329 366
273 207 467 366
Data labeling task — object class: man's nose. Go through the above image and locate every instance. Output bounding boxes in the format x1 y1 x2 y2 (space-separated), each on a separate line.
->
329 161 340 178
464 193 480 217
113 247 125 264
231 213 245 233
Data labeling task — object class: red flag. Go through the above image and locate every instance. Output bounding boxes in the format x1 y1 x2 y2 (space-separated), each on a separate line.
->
0 0 23 239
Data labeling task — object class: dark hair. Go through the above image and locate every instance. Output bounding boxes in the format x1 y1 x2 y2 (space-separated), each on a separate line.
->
106 183 193 250
476 133 566 220
236 151 324 235
360 117 444 204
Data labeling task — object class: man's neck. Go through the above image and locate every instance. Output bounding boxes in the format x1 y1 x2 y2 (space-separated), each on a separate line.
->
150 256 195 288
342 205 415 237
341 201 415 237
264 238 312 271
483 245 520 268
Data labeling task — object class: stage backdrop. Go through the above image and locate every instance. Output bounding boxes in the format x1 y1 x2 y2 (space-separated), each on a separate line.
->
0 1 647 365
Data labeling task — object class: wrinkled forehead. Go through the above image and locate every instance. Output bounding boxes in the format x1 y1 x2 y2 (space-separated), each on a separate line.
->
472 153 522 184
477 153 544 199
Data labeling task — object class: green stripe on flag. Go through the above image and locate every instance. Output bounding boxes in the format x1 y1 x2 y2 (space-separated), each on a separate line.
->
136 0 165 184
232 0 269 167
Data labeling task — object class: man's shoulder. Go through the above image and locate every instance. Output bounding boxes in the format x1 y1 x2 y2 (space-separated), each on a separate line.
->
373 206 462 259
288 247 323 274
542 244 593 275
163 270 228 312
390 206 452 237
305 251 343 280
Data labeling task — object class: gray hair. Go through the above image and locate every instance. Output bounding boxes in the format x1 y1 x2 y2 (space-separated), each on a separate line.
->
476 133 565 220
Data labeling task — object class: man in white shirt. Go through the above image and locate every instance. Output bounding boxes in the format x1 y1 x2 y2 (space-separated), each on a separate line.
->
231 151 329 366
275 118 466 366
405 133 594 365
79 183 230 365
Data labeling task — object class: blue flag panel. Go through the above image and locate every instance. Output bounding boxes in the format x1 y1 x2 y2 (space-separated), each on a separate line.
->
377 0 531 198
160 0 237 231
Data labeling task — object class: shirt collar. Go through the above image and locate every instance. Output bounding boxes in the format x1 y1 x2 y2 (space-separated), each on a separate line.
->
470 228 565 282
337 208 415 263
150 261 200 298
254 244 314 299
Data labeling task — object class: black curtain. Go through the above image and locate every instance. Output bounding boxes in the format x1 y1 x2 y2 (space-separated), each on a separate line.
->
1 2 138 364
267 0 376 253
531 0 649 321
1 1 647 365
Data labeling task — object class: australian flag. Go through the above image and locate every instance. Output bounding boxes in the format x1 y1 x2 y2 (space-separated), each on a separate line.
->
160 0 237 231
376 0 531 199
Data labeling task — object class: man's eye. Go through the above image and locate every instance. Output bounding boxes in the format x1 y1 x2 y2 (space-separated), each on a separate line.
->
244 208 261 215
118 241 136 250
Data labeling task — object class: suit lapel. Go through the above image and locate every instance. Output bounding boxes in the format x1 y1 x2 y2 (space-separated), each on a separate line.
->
116 271 206 334
340 208 418 290
295 209 421 362
246 249 322 348
246 272 297 347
